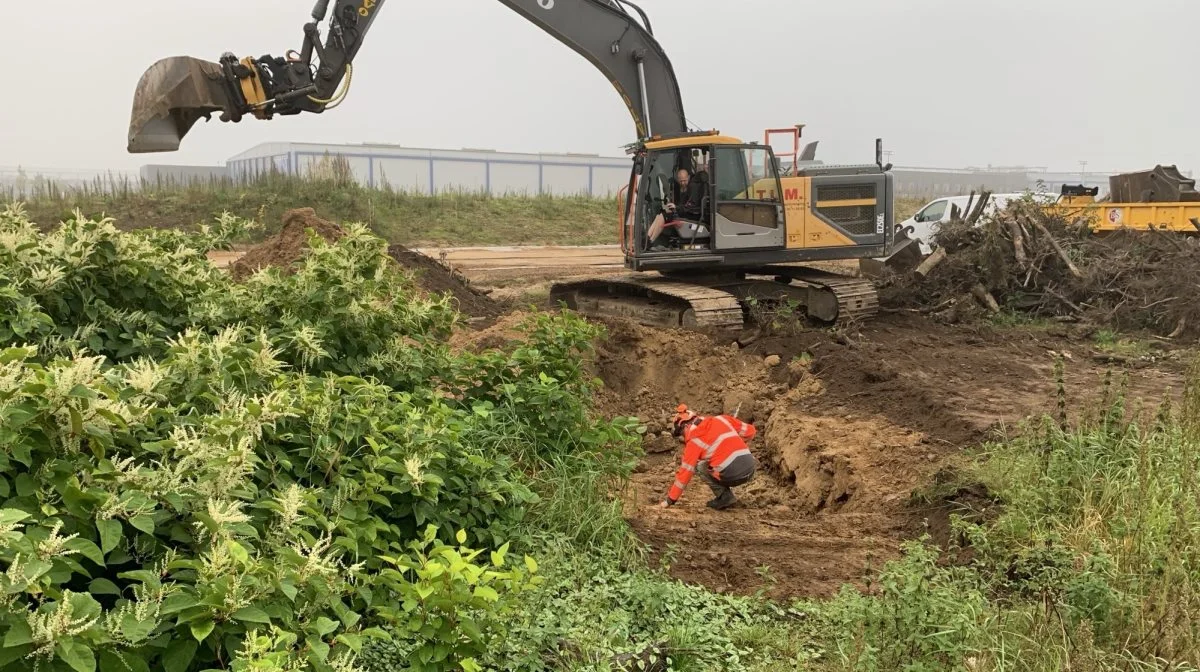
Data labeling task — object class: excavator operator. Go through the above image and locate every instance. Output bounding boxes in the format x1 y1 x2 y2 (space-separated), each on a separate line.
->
647 165 708 250
659 404 758 511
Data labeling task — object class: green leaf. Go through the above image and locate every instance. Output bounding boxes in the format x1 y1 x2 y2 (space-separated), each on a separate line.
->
88 578 122 596
232 606 271 624
161 639 197 672
61 593 101 622
334 633 363 653
0 347 32 364
0 509 31 526
473 586 499 602
190 619 215 642
68 407 84 437
524 555 538 573
10 443 32 468
0 643 32 667
227 541 249 564
161 592 199 615
14 474 35 497
67 384 97 400
56 640 95 672
490 541 509 568
456 529 467 545
313 617 339 637
3 620 32 647
65 538 105 567
306 637 330 663
129 514 155 535
97 519 122 554
99 650 150 672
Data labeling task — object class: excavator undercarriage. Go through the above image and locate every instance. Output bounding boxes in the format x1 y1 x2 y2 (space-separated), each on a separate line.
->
548 266 878 331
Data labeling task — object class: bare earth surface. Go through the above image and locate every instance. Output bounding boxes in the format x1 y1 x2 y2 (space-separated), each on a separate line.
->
214 242 1191 601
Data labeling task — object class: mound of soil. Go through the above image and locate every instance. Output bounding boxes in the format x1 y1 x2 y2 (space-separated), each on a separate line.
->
449 310 532 352
388 245 501 320
224 208 500 320
230 208 345 280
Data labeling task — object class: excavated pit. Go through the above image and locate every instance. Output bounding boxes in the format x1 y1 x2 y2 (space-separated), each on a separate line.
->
584 312 1187 600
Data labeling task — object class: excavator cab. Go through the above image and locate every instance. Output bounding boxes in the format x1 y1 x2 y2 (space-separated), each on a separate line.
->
620 132 789 267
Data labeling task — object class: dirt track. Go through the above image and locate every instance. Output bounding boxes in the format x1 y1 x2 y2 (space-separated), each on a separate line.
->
208 244 626 271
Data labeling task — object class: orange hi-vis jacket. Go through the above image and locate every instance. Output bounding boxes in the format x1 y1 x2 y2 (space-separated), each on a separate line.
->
667 414 757 503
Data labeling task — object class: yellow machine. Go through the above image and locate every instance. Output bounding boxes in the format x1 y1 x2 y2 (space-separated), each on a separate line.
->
1046 165 1200 233
125 0 908 330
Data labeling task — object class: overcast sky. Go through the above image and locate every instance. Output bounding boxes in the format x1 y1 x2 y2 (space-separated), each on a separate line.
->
4 0 1198 175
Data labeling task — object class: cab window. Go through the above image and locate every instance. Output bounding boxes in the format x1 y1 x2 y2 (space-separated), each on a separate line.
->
916 199 947 222
714 146 778 201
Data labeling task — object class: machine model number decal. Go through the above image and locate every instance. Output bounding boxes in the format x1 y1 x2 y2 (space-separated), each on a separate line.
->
876 213 885 235
359 0 376 16
538 0 555 8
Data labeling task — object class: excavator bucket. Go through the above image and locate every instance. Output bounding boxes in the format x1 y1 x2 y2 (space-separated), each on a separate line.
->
1109 165 1200 203
859 228 925 278
127 57 236 153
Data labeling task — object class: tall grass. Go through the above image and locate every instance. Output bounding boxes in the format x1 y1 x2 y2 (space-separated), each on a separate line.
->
3 161 617 247
956 361 1200 669
783 359 1200 671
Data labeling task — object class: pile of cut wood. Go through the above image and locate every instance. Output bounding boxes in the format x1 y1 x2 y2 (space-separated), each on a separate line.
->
882 194 1200 339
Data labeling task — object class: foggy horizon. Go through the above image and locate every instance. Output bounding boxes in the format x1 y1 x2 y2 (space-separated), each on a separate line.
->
4 0 1197 176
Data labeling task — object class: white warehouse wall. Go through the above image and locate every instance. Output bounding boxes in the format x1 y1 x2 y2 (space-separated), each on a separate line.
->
225 142 632 198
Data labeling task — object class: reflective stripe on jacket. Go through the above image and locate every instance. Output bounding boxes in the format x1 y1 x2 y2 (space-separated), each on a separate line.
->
667 414 757 503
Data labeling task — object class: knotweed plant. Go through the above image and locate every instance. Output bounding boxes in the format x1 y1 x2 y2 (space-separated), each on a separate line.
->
0 206 621 671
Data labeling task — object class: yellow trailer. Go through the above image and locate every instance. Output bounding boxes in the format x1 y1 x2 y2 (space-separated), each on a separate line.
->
1049 165 1200 233
1052 193 1200 233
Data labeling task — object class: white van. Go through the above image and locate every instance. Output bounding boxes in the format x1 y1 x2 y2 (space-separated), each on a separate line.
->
899 191 1058 254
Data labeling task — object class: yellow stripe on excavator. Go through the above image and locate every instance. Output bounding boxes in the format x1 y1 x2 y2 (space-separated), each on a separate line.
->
238 58 270 120
644 134 745 151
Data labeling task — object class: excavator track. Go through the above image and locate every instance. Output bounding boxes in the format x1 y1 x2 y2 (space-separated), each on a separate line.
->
548 265 879 331
751 265 880 325
548 274 746 329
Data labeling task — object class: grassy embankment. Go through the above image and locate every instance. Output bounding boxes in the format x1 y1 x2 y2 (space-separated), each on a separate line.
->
5 173 928 249
4 173 617 247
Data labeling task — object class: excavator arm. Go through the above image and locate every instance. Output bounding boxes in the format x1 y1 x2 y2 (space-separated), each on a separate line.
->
126 0 687 153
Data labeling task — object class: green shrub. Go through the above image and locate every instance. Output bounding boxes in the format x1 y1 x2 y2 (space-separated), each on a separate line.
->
0 205 633 671
792 539 988 671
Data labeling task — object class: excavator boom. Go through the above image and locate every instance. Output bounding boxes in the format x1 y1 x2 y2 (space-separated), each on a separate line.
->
127 0 687 153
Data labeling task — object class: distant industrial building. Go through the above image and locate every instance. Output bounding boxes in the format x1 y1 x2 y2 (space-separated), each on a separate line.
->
4 142 1161 202
222 142 1134 201
890 166 1113 199
225 142 633 197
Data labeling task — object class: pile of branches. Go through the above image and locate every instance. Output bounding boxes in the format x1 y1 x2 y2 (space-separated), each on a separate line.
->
884 195 1200 338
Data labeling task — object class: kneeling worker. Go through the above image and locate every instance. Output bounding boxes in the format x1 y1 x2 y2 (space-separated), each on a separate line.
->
659 404 758 510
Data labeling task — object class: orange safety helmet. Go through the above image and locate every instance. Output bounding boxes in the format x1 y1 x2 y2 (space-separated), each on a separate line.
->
671 404 701 439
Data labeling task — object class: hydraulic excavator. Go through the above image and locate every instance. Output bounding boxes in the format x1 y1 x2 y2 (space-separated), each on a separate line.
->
127 0 907 330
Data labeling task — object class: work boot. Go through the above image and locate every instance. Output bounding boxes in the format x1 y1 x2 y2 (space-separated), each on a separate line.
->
706 490 736 510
